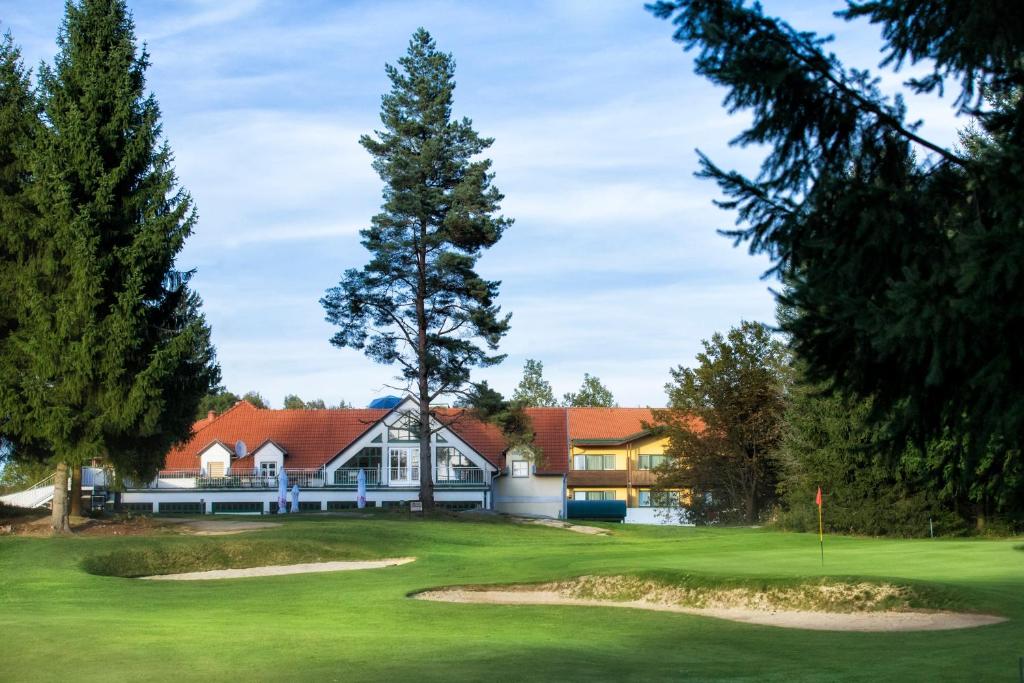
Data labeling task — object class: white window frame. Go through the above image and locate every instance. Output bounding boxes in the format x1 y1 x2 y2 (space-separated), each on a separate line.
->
511 461 529 478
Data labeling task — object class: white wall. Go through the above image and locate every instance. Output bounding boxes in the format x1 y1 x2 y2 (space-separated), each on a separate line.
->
199 443 231 475
624 507 693 526
494 465 565 519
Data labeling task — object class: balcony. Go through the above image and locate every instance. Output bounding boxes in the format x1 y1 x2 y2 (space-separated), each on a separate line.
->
125 464 489 491
434 466 485 487
567 470 628 487
332 468 383 488
127 468 327 490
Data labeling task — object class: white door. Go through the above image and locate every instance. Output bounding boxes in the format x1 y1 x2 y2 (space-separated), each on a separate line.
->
389 448 419 484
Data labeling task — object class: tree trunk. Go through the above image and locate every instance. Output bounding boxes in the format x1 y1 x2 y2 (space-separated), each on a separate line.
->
50 462 72 535
419 396 433 511
974 501 987 532
415 220 434 511
69 464 82 517
745 487 758 525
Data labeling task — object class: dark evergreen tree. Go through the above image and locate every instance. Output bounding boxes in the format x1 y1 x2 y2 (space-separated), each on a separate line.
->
776 371 965 537
563 373 616 407
0 1 219 532
648 0 1024 507
321 29 511 509
653 321 790 524
0 31 49 485
512 359 558 407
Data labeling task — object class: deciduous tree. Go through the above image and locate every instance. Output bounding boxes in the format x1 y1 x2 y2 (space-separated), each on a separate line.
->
195 387 240 420
321 29 511 509
512 359 558 407
563 374 616 408
653 322 790 524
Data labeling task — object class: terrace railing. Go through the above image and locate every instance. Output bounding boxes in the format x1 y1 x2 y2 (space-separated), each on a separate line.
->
434 467 485 486
125 468 327 489
333 468 382 487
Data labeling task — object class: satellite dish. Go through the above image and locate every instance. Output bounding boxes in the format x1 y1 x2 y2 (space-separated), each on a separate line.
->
234 440 247 459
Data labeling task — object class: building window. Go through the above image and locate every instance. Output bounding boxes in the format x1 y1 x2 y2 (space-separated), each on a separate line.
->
345 447 382 470
388 413 419 441
436 447 472 469
389 447 419 481
573 490 615 501
572 454 616 470
259 461 277 477
511 461 529 477
637 454 670 470
638 489 680 507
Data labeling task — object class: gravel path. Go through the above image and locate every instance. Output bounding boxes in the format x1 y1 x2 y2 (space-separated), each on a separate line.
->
413 589 1006 632
140 557 416 581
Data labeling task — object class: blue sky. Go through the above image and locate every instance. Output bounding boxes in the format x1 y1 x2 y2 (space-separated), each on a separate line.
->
1 1 965 408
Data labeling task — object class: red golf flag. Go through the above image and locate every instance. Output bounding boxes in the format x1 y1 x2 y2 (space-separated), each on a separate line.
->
815 486 822 507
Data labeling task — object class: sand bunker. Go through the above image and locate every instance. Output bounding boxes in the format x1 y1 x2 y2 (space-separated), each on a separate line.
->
521 518 608 535
413 575 1006 632
156 519 282 535
141 557 415 580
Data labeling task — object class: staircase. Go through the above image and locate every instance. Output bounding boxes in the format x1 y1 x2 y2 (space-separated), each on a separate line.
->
0 473 57 509
1 467 108 509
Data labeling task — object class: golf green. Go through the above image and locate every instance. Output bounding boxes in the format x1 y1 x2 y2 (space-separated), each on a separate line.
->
0 516 1020 681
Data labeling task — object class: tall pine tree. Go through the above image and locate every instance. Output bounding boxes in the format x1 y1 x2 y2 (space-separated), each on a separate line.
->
322 29 511 509
0 1 219 532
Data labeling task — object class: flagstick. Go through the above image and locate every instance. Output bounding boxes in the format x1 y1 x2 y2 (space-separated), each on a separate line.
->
817 489 824 567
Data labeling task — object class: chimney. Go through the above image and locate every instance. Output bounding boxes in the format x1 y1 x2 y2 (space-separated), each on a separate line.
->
207 411 216 421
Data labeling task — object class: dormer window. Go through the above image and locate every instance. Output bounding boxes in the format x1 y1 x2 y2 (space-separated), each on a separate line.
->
260 462 277 477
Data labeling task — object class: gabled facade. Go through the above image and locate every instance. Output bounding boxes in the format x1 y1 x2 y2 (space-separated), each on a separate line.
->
121 397 568 516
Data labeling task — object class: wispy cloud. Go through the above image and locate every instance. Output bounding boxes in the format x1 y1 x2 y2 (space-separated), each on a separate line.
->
2 0 965 408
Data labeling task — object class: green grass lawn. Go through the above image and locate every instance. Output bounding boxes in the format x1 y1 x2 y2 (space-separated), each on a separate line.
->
0 515 1021 682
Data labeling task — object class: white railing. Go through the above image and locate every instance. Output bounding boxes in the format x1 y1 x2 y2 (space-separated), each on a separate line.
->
333 468 382 487
434 467 485 485
281 469 325 488
125 468 327 489
389 466 420 483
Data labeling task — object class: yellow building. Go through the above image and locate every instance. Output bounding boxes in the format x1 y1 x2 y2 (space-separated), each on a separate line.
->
565 408 683 509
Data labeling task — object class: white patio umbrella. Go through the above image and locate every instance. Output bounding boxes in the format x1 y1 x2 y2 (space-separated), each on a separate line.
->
277 469 288 514
291 483 300 513
357 468 367 509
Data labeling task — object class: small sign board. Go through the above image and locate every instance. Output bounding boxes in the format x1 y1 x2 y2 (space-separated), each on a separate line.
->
410 501 423 513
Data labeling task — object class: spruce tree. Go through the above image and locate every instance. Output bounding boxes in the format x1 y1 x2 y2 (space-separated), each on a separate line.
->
0 1 219 532
322 29 511 509
0 30 37 359
649 1 1024 504
512 359 558 407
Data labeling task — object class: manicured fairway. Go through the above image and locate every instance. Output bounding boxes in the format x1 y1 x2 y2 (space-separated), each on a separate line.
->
0 516 1020 682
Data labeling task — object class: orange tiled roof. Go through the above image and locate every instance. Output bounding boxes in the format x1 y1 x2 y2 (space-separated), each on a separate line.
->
523 407 569 474
165 402 390 471
163 403 690 476
568 407 659 442
164 402 526 472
